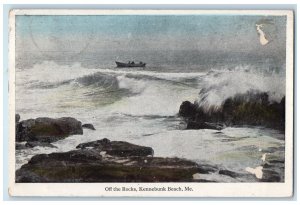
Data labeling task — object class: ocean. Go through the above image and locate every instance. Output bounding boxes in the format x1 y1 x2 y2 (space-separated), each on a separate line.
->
15 52 286 182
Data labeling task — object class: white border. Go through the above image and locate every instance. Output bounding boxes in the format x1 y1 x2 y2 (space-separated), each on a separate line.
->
8 9 294 197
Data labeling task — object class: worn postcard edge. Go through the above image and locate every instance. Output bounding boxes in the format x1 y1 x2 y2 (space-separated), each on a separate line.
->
8 9 294 197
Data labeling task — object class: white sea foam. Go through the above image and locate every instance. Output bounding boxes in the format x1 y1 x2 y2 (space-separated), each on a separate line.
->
94 67 206 79
117 75 147 94
18 61 285 115
196 67 285 111
108 75 199 116
16 61 99 87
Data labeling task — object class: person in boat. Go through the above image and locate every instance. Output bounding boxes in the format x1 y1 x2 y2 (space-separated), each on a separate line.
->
131 61 135 64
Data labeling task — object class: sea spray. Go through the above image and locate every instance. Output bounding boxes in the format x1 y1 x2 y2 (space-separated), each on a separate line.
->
195 67 285 112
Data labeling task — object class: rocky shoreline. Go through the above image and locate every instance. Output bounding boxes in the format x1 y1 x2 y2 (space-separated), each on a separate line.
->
15 113 284 183
178 92 285 131
16 138 220 182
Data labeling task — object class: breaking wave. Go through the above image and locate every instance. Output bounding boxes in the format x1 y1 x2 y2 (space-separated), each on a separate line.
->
16 61 99 87
195 66 285 112
74 73 119 90
17 61 285 117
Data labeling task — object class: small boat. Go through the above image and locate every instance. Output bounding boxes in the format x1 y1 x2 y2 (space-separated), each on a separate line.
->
115 61 146 68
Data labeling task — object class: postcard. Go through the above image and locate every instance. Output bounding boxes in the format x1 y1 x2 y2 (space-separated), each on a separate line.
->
8 9 294 197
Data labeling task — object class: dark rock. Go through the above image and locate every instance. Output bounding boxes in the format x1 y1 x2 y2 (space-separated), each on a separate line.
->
16 114 20 123
76 138 154 157
197 164 219 174
186 121 223 130
16 141 58 150
82 123 96 130
186 121 202 129
262 163 274 168
16 140 205 182
15 114 21 142
260 151 285 182
25 141 57 148
260 170 282 182
16 117 83 143
179 101 197 118
28 149 103 165
16 143 27 150
219 169 241 178
179 92 285 131
268 160 284 164
15 169 48 183
193 179 217 182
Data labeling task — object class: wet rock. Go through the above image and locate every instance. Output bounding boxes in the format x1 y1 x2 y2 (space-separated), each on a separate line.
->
260 170 282 182
16 140 205 182
268 160 285 164
15 114 21 140
194 179 217 182
260 151 285 182
186 121 223 130
197 164 219 174
76 138 154 157
16 143 27 150
179 101 197 118
179 92 285 131
16 117 83 143
25 141 57 148
16 141 58 150
29 149 103 165
15 114 20 123
219 169 241 178
15 169 47 183
262 163 274 169
82 123 96 130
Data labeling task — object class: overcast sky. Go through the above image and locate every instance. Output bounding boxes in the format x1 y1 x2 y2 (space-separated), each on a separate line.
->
16 15 287 60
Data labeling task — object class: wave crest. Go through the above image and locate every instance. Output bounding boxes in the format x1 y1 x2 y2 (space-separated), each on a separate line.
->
196 68 285 112
75 72 119 90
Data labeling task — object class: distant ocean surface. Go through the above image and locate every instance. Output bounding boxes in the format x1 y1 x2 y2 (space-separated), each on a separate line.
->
15 53 286 182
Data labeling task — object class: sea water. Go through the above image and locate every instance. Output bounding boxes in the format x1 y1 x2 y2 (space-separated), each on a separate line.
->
15 58 285 182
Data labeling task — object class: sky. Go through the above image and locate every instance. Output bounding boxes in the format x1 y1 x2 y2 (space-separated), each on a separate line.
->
15 14 287 67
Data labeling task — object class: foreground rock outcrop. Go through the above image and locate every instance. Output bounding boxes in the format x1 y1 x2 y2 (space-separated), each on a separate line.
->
16 138 218 182
15 138 283 182
179 92 285 131
16 115 83 143
76 138 154 157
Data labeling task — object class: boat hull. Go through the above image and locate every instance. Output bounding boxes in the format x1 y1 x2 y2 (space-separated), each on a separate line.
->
115 61 146 68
